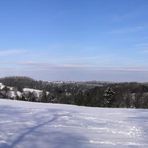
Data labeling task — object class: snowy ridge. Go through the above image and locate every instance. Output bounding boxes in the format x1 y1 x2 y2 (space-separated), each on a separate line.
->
0 99 148 148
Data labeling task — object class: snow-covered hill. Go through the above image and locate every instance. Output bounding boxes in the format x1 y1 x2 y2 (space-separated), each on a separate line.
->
0 83 49 101
0 99 148 148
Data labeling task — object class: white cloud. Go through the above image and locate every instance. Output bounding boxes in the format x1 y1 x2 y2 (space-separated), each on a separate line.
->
0 49 27 56
16 61 148 72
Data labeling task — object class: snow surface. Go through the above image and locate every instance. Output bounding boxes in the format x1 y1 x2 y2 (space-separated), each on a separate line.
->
0 99 148 148
23 88 42 97
23 88 42 94
0 83 5 90
23 88 49 98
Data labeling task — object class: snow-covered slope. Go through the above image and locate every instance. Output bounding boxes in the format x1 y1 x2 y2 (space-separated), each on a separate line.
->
23 88 43 98
0 99 148 148
0 83 5 90
0 82 49 100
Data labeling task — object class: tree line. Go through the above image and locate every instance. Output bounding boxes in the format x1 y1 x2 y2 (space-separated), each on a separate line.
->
0 76 148 108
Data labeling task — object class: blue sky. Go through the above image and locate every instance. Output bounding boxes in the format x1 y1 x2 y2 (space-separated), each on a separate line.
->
0 0 148 81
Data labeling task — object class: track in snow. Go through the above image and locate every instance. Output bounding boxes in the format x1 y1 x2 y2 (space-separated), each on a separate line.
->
0 99 148 148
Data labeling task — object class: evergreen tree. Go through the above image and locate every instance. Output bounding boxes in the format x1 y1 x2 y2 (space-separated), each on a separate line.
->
41 90 48 103
103 87 115 107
